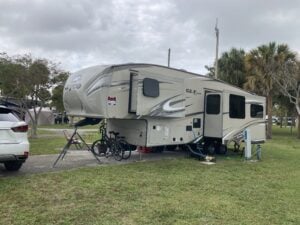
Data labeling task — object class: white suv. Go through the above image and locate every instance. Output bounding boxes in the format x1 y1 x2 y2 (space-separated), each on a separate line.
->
0 106 29 171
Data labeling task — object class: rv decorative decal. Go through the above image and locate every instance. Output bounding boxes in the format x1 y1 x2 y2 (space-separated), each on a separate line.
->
87 77 177 96
148 95 185 116
162 99 185 112
185 111 204 117
223 120 266 140
111 80 130 87
87 74 111 96
107 96 117 106
186 88 201 95
88 77 131 96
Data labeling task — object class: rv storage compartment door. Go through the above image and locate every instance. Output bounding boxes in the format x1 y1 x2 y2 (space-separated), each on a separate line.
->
137 75 185 118
204 93 223 138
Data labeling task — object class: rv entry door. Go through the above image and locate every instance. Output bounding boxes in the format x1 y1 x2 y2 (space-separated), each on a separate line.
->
204 92 223 138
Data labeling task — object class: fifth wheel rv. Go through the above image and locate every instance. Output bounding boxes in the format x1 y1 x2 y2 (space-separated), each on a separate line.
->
64 63 266 154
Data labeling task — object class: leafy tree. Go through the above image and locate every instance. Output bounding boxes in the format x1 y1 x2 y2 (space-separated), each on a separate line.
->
272 59 300 138
218 48 246 88
51 72 69 113
244 42 296 139
0 53 68 137
273 94 296 127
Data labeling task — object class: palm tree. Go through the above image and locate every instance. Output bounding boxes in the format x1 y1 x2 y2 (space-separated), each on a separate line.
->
244 42 296 139
218 48 246 88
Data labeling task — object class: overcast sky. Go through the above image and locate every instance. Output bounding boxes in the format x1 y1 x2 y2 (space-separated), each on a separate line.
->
1 0 300 74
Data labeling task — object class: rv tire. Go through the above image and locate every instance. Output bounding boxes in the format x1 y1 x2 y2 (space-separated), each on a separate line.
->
154 146 165 153
166 145 177 151
217 145 227 155
205 143 216 155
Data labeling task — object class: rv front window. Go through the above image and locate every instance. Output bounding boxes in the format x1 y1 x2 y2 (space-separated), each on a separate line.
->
206 94 220 114
229 94 245 119
251 104 263 118
143 78 159 97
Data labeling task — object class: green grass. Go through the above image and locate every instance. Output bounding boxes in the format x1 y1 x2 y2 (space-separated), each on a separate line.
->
29 136 66 155
1 127 299 225
28 125 99 155
29 131 99 155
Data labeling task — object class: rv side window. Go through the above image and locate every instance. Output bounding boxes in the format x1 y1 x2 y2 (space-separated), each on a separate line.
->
143 78 159 97
251 104 263 118
206 94 220 114
229 94 245 119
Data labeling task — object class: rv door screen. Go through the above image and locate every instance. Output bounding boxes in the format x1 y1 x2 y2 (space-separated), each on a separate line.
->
129 73 138 113
204 93 223 138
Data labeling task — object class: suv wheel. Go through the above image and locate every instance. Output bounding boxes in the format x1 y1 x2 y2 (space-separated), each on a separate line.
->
4 161 23 171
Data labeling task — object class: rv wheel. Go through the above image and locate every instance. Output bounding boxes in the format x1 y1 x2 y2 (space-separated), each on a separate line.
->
166 145 177 151
206 144 216 155
217 145 227 155
153 146 165 153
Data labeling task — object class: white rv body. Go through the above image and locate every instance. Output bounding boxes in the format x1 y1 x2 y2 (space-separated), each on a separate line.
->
64 64 266 148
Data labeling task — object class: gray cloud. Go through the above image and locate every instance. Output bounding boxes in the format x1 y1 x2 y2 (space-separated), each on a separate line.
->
0 0 299 74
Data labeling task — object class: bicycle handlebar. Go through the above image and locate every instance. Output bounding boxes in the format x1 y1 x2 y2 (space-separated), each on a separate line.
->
109 131 120 136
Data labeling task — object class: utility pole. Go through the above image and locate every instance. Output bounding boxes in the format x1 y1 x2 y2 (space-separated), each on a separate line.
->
168 48 171 67
214 18 219 79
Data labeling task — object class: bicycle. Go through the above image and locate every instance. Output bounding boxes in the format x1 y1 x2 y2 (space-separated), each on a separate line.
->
109 131 132 160
91 121 132 161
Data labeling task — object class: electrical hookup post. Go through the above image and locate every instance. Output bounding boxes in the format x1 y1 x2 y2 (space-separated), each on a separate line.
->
243 128 262 161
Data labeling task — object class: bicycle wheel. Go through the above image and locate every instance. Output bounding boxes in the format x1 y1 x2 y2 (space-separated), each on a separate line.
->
111 142 124 161
119 140 132 160
91 139 108 157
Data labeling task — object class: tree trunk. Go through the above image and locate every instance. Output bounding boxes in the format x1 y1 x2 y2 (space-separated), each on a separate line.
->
29 104 42 139
31 120 38 138
298 114 300 139
284 111 287 127
267 95 273 139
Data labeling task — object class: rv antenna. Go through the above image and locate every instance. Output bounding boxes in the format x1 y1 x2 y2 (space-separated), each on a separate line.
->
214 18 219 79
168 48 171 67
